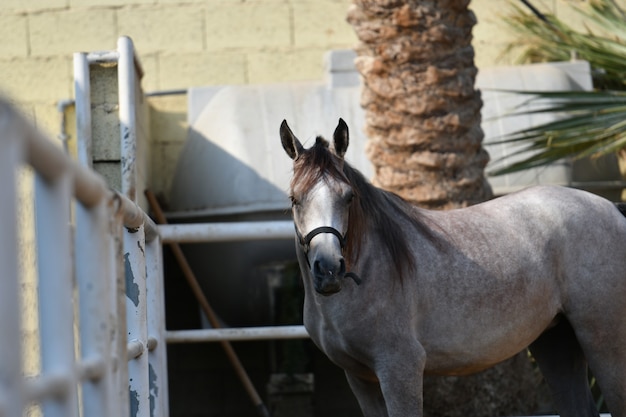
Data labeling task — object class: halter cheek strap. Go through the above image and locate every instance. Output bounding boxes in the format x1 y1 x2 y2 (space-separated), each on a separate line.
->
295 226 362 286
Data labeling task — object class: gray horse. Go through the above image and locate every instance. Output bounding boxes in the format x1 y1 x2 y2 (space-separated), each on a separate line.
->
280 118 625 417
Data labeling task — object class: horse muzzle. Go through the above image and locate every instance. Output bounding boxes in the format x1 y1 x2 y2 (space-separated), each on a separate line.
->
312 258 345 295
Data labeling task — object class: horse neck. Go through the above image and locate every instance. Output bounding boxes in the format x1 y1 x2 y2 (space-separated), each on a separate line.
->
347 183 422 280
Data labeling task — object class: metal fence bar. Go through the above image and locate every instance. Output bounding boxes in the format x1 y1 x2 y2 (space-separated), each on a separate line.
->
111 211 132 417
23 373 75 403
34 171 80 417
118 36 138 202
74 38 167 417
1 91 166 417
125 225 150 417
0 109 25 417
75 201 114 417
166 326 309 343
74 51 93 169
146 238 170 417
158 221 294 244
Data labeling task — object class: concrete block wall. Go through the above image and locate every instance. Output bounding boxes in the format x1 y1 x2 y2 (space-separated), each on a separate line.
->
1 0 599 199
0 0 611 131
0 0 368 200
0 0 354 138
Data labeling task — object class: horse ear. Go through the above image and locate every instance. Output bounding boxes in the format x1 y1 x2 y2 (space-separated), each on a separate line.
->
333 118 349 158
280 120 304 160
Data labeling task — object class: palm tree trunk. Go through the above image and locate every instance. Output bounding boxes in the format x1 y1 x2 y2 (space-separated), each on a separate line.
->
348 0 492 209
347 0 548 415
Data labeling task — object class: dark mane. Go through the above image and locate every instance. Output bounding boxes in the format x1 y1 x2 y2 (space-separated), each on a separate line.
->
292 137 438 281
342 161 432 280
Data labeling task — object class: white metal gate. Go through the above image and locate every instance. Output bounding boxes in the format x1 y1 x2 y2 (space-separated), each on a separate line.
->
0 36 168 417
0 35 308 417
0 96 168 417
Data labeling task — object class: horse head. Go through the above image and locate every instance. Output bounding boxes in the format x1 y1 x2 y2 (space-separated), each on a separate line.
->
280 119 353 295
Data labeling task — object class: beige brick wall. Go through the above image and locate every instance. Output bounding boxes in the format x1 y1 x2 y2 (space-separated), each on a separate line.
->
0 1 345 124
2 0 588 139
0 0 597 133
0 1 363 154
1 0 607 211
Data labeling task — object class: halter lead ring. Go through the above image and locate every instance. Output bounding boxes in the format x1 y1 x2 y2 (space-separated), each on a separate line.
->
295 226 362 285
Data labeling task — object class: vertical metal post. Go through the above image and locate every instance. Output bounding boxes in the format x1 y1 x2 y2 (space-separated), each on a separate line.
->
0 114 25 417
125 225 149 417
75 201 113 417
118 36 137 202
35 171 79 417
112 213 131 417
74 52 93 168
145 238 170 417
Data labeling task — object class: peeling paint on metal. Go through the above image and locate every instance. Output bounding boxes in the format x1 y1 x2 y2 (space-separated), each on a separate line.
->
149 363 158 416
129 387 139 417
124 252 140 307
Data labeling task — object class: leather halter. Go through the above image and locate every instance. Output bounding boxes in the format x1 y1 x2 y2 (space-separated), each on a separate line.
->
297 226 346 256
295 225 362 285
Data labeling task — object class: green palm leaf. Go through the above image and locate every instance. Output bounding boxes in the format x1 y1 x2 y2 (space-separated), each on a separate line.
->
490 1 626 176
488 90 626 176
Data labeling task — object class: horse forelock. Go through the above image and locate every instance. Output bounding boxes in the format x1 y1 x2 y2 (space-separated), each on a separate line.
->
290 136 347 198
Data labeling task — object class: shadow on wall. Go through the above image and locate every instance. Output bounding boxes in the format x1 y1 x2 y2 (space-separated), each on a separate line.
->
170 126 290 215
165 126 297 328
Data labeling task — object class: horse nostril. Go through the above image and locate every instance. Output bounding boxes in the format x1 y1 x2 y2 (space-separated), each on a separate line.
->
313 259 345 277
313 260 324 275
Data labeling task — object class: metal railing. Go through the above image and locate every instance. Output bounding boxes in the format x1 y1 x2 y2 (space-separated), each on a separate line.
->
0 95 167 417
157 221 309 345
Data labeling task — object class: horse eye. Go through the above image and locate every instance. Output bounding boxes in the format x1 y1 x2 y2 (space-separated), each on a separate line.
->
345 191 354 204
289 196 299 207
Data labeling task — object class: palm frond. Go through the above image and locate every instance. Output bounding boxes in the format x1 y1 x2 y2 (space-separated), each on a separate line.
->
487 90 626 176
490 1 626 176
503 0 626 90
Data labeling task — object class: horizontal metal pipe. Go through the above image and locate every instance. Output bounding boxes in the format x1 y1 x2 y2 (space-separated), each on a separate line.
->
86 50 120 64
86 37 144 78
77 358 106 382
159 221 294 244
145 89 187 97
23 373 72 403
147 337 158 352
22 356 112 403
115 193 158 242
126 339 145 360
166 326 309 343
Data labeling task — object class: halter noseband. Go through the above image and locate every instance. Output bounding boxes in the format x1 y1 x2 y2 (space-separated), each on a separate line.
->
297 226 346 255
295 226 362 286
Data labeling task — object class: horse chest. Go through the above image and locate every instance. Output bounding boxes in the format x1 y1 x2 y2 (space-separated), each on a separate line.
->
306 317 378 380
303 292 400 377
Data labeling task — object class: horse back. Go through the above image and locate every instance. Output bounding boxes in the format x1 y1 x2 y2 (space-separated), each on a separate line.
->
615 202 626 218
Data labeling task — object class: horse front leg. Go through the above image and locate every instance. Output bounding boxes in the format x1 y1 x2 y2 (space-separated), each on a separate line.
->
345 372 388 417
375 343 426 417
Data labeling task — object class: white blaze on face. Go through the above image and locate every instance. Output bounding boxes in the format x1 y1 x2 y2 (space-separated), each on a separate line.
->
296 176 350 264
